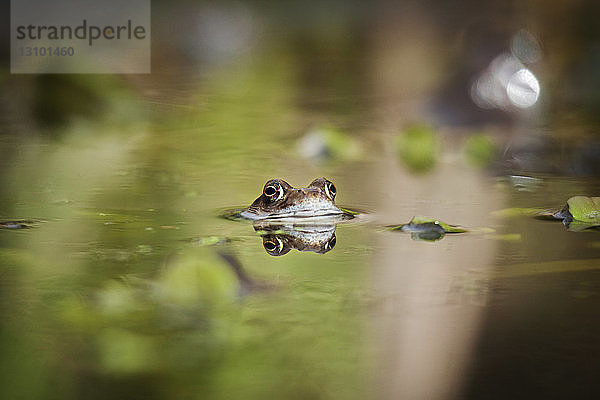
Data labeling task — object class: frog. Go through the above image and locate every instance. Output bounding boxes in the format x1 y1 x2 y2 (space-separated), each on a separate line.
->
240 177 351 221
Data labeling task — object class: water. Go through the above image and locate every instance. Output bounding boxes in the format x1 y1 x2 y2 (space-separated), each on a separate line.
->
2 3 600 399
2 93 598 399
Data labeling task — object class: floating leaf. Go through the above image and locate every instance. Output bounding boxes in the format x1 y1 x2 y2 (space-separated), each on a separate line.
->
531 196 600 230
388 216 467 239
219 207 247 221
566 196 600 223
407 216 467 233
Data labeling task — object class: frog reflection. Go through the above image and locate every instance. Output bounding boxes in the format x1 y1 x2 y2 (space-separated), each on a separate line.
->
254 222 337 256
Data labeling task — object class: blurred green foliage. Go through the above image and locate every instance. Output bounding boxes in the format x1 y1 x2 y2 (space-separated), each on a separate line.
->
464 133 497 168
396 125 439 173
297 126 362 161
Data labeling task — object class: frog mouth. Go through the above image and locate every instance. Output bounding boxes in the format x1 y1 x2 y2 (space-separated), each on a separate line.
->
240 202 345 220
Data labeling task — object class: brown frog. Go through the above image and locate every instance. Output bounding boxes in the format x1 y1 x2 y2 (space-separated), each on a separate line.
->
241 177 345 220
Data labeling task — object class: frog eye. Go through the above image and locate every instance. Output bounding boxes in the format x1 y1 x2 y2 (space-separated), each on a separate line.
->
264 183 284 201
324 182 336 200
323 234 336 252
263 237 284 255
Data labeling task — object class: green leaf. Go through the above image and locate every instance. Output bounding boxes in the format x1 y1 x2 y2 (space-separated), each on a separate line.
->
410 216 467 233
566 196 600 223
339 207 360 216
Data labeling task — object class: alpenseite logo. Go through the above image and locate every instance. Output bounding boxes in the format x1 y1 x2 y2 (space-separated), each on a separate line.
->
11 0 150 73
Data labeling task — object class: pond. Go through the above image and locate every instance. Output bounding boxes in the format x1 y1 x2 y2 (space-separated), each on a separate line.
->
1 2 600 400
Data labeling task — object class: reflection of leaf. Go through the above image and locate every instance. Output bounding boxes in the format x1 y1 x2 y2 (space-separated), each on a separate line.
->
410 230 445 242
566 196 600 223
492 207 544 218
565 220 600 232
485 233 522 242
494 258 600 278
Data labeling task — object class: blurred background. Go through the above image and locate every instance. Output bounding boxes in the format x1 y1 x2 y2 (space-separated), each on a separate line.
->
0 1 599 399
